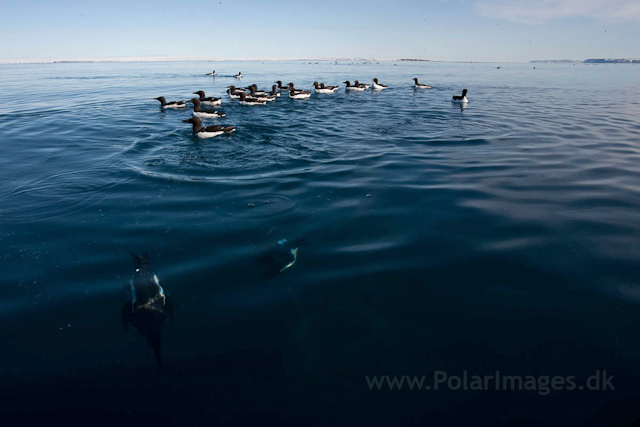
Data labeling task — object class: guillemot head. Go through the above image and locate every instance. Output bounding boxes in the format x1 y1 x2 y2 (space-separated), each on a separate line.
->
187 98 201 110
182 117 198 124
373 78 378 83
462 89 468 95
154 96 167 104
193 90 205 97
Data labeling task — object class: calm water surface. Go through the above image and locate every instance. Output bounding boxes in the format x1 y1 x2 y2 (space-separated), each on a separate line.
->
1 61 640 424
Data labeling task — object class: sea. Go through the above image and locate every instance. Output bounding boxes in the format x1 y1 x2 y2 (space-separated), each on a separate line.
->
1 60 639 425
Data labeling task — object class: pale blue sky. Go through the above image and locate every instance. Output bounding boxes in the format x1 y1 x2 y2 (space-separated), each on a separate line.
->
0 0 638 62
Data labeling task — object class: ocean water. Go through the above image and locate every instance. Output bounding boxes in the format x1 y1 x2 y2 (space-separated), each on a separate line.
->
1 60 640 424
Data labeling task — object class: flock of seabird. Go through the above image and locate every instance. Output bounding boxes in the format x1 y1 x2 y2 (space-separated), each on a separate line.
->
155 71 469 138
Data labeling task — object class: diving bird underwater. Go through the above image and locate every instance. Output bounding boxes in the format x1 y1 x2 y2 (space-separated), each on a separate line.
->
122 253 174 369
257 239 299 279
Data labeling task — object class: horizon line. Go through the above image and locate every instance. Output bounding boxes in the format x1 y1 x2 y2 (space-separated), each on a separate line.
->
0 55 559 65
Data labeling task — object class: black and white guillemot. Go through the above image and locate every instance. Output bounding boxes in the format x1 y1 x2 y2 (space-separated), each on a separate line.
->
452 89 468 103
154 96 186 108
313 82 338 93
237 92 268 105
269 85 281 97
182 117 236 138
193 90 222 106
372 78 387 90
188 99 226 118
248 86 276 101
288 86 311 99
343 81 365 91
226 86 245 99
320 83 340 91
412 78 432 89
246 84 268 96
275 81 289 91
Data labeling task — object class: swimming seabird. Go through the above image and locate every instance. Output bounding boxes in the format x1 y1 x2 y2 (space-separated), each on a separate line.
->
193 90 222 106
320 83 339 91
237 92 267 105
247 84 268 96
182 117 236 138
353 80 370 89
343 81 365 91
288 87 311 99
248 86 276 101
206 70 216 76
313 82 338 93
412 78 432 89
372 78 387 90
154 96 186 108
275 81 289 91
451 89 468 103
269 85 282 97
226 86 245 99
188 98 226 118
234 72 242 79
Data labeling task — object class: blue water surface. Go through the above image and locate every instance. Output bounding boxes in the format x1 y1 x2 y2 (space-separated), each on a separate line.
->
1 60 640 424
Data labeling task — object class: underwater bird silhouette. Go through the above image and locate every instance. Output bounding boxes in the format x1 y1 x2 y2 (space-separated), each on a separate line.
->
122 253 173 369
